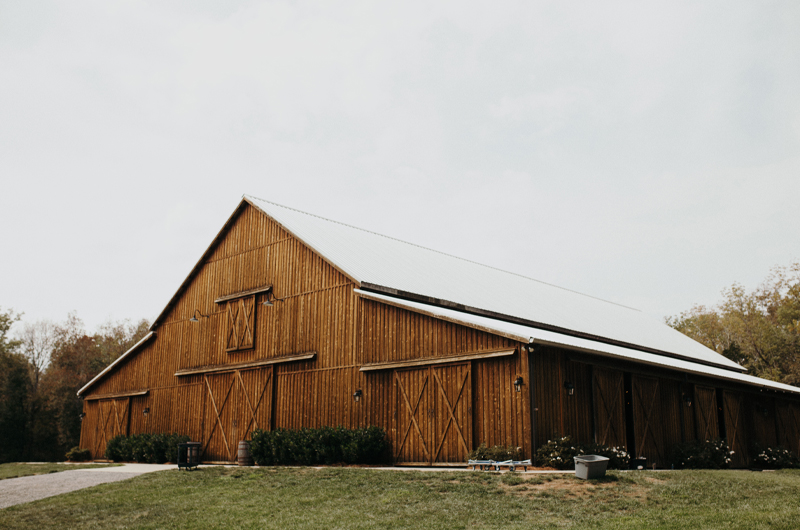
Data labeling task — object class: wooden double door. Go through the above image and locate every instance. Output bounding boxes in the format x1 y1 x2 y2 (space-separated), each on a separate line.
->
393 363 472 465
86 398 130 459
201 366 274 462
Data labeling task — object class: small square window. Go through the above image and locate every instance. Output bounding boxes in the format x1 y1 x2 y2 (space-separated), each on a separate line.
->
225 295 255 352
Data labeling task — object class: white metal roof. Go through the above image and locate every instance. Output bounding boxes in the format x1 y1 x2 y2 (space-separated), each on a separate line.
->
246 196 744 372
357 290 800 395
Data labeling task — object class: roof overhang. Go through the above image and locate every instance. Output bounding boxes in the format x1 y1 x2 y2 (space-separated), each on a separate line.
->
77 332 156 396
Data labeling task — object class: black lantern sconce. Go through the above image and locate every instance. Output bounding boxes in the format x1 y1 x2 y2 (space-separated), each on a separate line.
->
513 376 524 393
262 291 285 307
353 389 362 402
79 412 86 422
564 382 575 396
682 394 693 408
525 342 535 354
189 309 209 323
143 407 150 417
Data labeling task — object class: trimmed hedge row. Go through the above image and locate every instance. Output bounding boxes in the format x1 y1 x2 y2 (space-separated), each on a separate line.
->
105 433 189 463
249 426 390 466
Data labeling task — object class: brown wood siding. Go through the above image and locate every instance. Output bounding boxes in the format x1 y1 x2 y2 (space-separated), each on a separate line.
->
747 394 778 449
532 348 593 446
658 379 693 451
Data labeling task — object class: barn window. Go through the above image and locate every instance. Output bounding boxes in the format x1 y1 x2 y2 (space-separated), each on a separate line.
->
225 295 256 352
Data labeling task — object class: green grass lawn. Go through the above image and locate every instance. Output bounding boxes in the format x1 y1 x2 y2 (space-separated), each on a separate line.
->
0 463 119 480
1 467 799 529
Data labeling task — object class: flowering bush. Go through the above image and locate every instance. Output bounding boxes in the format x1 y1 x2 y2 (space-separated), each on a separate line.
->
535 436 629 470
669 439 733 469
751 445 800 469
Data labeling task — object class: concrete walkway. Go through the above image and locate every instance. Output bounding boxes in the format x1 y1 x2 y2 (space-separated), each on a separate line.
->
0 464 177 510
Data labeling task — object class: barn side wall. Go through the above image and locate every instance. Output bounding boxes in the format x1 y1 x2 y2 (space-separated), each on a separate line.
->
530 346 800 468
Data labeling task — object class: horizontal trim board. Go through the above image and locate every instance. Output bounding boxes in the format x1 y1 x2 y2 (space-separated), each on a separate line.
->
360 348 516 372
214 285 273 304
175 352 316 376
85 389 149 401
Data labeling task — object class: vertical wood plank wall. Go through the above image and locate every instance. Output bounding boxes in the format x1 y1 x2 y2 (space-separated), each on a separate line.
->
78 203 800 465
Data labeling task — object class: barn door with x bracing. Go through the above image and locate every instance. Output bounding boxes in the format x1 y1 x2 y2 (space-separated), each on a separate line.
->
393 363 472 465
94 398 130 459
593 367 627 449
631 375 665 467
202 368 274 462
694 385 719 441
723 391 749 468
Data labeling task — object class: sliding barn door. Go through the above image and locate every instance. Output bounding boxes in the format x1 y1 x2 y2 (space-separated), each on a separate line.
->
722 391 749 468
393 363 472 464
94 398 130 459
202 372 237 462
694 386 719 440
233 367 274 442
776 400 800 456
201 368 275 462
593 367 627 449
431 364 472 463
631 375 665 467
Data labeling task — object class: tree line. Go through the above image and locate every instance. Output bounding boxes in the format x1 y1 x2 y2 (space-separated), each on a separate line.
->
0 309 149 463
667 262 800 386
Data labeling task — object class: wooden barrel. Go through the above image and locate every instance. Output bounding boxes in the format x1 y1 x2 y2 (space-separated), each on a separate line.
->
237 440 253 466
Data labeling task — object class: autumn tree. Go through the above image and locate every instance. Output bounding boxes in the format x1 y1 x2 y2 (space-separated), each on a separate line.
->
667 262 800 386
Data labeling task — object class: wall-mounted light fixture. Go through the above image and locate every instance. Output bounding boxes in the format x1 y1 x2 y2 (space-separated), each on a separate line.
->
564 382 575 396
513 376 524 393
353 389 363 402
525 340 535 354
682 394 693 408
143 407 150 417
189 309 209 323
79 412 86 422
262 291 286 307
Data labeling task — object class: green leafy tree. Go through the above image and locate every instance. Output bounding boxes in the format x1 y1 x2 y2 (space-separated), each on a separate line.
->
667 262 800 385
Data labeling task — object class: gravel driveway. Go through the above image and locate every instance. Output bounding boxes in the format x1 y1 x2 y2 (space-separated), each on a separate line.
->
0 464 176 510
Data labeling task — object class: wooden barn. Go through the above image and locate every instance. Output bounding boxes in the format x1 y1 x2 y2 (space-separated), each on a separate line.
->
78 196 800 467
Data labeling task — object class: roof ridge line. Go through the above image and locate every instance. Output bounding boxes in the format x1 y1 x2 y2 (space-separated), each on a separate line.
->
244 194 641 312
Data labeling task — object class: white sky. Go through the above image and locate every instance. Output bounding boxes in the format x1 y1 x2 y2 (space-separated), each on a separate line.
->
1 1 799 333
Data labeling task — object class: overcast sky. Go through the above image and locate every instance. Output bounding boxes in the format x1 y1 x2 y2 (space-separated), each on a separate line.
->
1 1 799 335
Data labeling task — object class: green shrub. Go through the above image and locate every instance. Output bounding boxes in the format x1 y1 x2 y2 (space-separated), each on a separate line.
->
249 426 389 466
534 436 629 470
105 433 189 463
65 446 92 462
669 438 733 469
751 445 800 469
468 444 523 461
